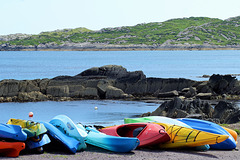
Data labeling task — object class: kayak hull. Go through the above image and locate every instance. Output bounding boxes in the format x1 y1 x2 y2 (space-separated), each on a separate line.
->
77 124 140 152
41 122 80 154
124 117 228 149
124 116 210 150
99 123 170 147
125 116 190 128
0 142 25 157
0 123 27 141
7 119 47 138
25 134 51 149
222 126 238 142
49 115 87 151
178 118 237 149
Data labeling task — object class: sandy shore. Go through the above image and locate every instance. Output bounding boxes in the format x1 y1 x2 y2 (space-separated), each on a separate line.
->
2 136 238 160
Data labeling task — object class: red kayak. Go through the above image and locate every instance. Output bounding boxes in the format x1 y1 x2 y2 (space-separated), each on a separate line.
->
0 141 25 157
99 123 170 147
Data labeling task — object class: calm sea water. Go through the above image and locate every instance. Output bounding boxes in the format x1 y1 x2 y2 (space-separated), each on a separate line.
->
1 50 240 124
0 50 240 81
0 100 159 126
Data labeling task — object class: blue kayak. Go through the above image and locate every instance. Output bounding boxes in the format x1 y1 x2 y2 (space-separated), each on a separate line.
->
49 115 87 151
76 124 140 152
41 121 81 154
0 123 27 141
178 118 236 150
25 134 51 149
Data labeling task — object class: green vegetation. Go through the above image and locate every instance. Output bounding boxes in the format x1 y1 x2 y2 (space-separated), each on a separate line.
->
1 16 240 47
234 129 240 135
220 123 240 135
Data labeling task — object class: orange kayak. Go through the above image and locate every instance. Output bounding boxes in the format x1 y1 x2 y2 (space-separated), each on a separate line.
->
0 141 25 157
222 126 238 143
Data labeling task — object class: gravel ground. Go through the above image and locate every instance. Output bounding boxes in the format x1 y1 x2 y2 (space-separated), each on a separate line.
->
2 136 239 160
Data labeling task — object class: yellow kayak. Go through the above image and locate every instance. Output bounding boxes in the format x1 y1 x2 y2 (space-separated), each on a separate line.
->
7 119 47 138
154 122 229 149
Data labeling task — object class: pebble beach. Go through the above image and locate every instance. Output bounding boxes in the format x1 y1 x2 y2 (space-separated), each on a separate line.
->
2 136 238 160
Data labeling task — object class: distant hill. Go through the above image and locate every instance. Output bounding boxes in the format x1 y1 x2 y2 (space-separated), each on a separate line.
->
1 16 240 51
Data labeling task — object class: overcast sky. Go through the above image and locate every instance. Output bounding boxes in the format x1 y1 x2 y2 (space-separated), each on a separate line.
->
0 0 239 35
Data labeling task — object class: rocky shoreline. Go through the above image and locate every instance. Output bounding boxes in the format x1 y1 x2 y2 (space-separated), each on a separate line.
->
1 65 240 103
142 97 240 124
1 43 240 51
1 65 240 124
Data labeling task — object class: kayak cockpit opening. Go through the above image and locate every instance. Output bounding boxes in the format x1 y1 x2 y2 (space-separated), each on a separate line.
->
117 125 146 137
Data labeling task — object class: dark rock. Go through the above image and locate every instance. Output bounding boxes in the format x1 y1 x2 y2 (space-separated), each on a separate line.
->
233 85 240 94
75 65 147 96
146 78 196 94
5 97 13 102
46 85 69 97
39 79 50 94
97 80 112 99
196 82 212 93
78 65 129 79
182 87 197 98
141 112 151 117
116 71 146 83
18 91 48 102
79 87 99 99
97 80 110 93
150 97 187 118
213 101 240 124
105 86 129 99
186 114 203 119
52 75 78 81
196 93 213 100
202 75 210 78
19 80 40 92
68 85 85 97
144 98 213 119
0 80 19 97
115 78 147 95
157 90 179 98
1 65 240 110
181 88 190 93
208 74 238 94
144 98 240 124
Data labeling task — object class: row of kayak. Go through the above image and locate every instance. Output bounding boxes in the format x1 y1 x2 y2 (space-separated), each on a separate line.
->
124 116 237 150
0 115 238 157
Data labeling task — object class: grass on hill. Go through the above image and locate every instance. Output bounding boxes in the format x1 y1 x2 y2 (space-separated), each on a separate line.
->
1 16 240 47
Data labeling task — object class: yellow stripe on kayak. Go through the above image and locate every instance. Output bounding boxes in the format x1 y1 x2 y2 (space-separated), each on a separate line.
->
154 122 229 149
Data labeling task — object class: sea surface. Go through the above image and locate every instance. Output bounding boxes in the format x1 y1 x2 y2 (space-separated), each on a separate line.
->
1 50 240 81
0 50 240 125
0 100 159 126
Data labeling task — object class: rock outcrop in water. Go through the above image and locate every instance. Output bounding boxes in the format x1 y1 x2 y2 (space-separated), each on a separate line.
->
1 65 240 103
142 97 240 124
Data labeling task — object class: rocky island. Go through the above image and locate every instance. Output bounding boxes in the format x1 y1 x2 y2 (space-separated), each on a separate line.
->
1 16 240 51
1 65 240 124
